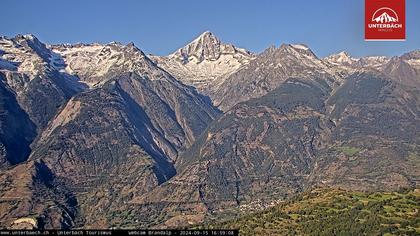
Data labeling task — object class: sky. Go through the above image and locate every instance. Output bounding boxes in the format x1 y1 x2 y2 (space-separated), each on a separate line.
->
0 0 419 58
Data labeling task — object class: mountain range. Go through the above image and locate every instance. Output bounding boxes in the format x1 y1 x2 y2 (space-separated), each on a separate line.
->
0 32 419 230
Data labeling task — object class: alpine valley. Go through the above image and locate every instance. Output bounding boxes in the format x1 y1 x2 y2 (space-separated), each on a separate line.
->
0 32 419 234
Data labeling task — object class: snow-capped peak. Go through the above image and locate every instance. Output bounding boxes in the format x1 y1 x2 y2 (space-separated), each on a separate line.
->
152 31 255 93
171 31 222 63
167 31 253 65
291 44 309 51
323 51 392 74
196 30 215 40
324 51 357 66
0 34 53 78
50 41 157 88
191 31 219 45
22 34 36 40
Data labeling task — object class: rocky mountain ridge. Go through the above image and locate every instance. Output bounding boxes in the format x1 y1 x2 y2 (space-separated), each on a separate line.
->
151 31 255 95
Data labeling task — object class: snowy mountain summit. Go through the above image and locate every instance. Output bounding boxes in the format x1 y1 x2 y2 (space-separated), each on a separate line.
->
151 31 254 94
173 31 252 64
324 51 390 73
324 51 358 66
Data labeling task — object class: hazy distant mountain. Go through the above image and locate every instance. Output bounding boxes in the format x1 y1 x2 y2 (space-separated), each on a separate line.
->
324 50 420 88
324 51 390 71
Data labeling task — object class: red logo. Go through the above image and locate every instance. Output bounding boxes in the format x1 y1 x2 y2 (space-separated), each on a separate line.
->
365 0 405 41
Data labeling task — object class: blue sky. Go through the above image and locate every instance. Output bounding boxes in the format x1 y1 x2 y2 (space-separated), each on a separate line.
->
0 0 419 57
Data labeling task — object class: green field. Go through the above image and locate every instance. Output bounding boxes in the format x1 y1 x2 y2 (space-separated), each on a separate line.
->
204 188 420 235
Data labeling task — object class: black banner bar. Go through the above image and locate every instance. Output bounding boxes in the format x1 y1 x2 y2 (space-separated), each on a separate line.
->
0 230 239 236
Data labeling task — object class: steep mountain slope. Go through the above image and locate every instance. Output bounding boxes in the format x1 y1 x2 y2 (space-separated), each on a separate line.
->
213 44 338 111
132 72 420 228
0 73 36 167
29 79 174 228
0 35 85 168
0 35 221 229
151 31 254 95
324 51 390 71
324 50 420 88
0 160 78 229
307 73 420 190
49 41 221 161
0 35 84 131
29 42 220 228
160 38 417 112
383 50 420 88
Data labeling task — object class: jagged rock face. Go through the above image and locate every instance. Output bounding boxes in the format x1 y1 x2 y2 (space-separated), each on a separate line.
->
212 45 418 111
383 53 420 88
30 81 171 228
132 73 420 228
31 71 219 180
0 35 81 167
0 35 84 131
323 50 420 88
0 34 219 165
324 51 358 66
0 34 51 78
0 73 36 167
50 42 163 88
151 32 254 95
177 31 223 62
213 44 338 111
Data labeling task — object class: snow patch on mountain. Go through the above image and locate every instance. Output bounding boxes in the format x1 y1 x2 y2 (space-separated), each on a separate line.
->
291 44 309 51
0 35 49 78
151 31 255 93
51 42 165 88
324 51 391 74
324 51 357 66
